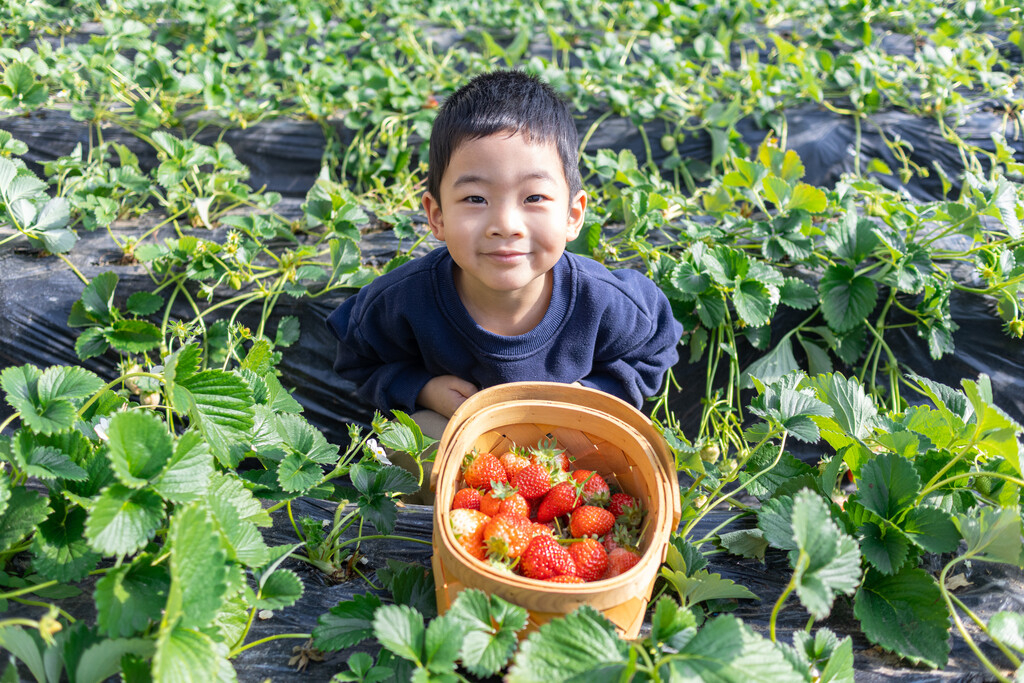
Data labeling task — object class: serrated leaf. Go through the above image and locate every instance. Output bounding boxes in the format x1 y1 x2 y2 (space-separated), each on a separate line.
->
173 369 254 467
901 506 959 554
819 266 878 333
741 445 814 501
989 612 1024 655
126 291 164 316
277 452 323 493
743 337 800 388
718 528 769 560
94 554 170 638
649 596 698 644
152 430 213 503
448 589 527 677
314 593 382 652
0 627 45 682
166 503 230 631
806 373 877 441
38 365 103 403
506 605 628 683
31 505 99 583
661 568 760 608
423 614 466 675
104 319 162 353
203 473 270 566
660 614 802 682
75 328 109 360
788 183 827 213
74 638 155 683
377 560 437 618
0 486 51 552
152 626 235 683
79 272 118 324
858 522 910 575
274 316 300 347
254 569 303 610
854 566 950 668
758 494 798 551
106 410 174 487
374 604 425 664
962 375 1023 467
22 445 88 481
855 452 921 520
791 490 862 619
955 506 1024 566
85 485 164 556
276 413 338 464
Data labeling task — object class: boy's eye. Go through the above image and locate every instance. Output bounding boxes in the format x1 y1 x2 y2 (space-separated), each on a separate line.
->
464 195 486 204
524 194 545 204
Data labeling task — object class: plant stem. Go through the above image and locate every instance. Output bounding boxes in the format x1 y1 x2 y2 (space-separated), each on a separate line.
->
229 632 311 657
940 557 1013 683
769 552 805 642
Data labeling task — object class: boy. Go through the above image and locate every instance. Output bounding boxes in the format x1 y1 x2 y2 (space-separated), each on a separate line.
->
327 69 682 437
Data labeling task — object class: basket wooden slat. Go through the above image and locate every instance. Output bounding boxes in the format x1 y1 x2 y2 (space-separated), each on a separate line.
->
431 382 680 638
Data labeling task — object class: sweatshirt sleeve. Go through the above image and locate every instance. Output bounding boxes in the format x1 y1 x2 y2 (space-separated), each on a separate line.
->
579 268 683 408
325 291 433 413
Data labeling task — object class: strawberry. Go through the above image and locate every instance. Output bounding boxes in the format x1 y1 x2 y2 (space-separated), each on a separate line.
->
500 492 531 518
603 547 641 578
603 522 641 554
499 447 531 481
479 482 530 518
513 462 556 500
571 469 610 507
462 450 508 491
520 534 576 580
569 538 608 582
449 508 490 561
482 512 532 561
608 492 638 517
569 505 616 539
529 438 571 472
547 574 584 583
451 487 482 510
536 480 581 523
530 522 555 538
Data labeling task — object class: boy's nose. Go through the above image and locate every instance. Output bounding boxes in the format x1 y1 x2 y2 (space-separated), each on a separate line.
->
487 203 524 237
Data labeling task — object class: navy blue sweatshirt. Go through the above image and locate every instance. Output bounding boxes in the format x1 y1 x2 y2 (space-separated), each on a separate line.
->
326 247 682 411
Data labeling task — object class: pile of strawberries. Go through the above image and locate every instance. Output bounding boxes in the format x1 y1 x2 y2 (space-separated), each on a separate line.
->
447 439 645 583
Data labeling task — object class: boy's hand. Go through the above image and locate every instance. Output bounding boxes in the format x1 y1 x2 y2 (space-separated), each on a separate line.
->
417 375 478 418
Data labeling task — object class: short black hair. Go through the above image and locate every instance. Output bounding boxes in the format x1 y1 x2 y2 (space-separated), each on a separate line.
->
426 69 582 206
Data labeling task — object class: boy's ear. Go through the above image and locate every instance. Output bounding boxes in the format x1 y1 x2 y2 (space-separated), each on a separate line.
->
565 190 587 241
422 192 446 241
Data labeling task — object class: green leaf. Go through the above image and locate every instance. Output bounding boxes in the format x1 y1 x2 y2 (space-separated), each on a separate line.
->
104 319 162 353
0 486 50 552
758 494 798 551
854 452 921 520
173 369 254 467
790 490 862 620
126 291 164 316
254 569 303 610
962 375 1023 467
732 279 776 327
314 593 382 652
659 614 801 682
152 430 213 503
858 522 910 575
955 506 1024 566
106 410 174 487
743 337 800 388
75 328 110 360
85 485 164 556
80 272 118 324
373 604 425 664
806 373 877 441
31 504 100 583
819 265 878 333
717 528 769 560
423 614 466 675
74 638 155 683
787 183 827 213
274 316 300 347
661 567 760 608
38 365 103 403
901 506 959 554
1 364 78 435
0 627 45 682
94 554 170 637
854 566 950 668
277 452 323 493
203 473 270 566
649 596 698 644
276 413 338 464
448 589 528 677
506 605 628 683
166 503 230 631
21 445 88 481
376 560 437 618
741 445 814 501
989 612 1024 655
826 214 879 265
152 626 234 683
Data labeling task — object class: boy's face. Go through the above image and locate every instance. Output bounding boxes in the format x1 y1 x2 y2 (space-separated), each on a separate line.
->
422 131 586 305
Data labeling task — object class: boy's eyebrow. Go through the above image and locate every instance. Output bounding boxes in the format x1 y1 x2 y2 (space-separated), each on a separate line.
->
451 170 557 186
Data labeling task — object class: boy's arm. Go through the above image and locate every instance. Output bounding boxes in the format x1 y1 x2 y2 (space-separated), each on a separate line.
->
416 375 478 418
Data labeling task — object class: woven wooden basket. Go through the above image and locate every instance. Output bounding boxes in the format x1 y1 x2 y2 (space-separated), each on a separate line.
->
431 382 681 638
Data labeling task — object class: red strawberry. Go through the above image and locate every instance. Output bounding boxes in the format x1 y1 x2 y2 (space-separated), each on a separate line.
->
530 522 555 538
572 470 610 507
569 538 608 582
514 462 555 500
547 574 584 583
603 523 640 554
451 487 482 510
483 512 532 561
481 483 531 518
520 534 576 580
603 547 641 578
569 505 616 539
608 492 637 517
529 438 571 471
462 450 508 491
536 481 581 523
449 508 490 561
499 447 531 481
